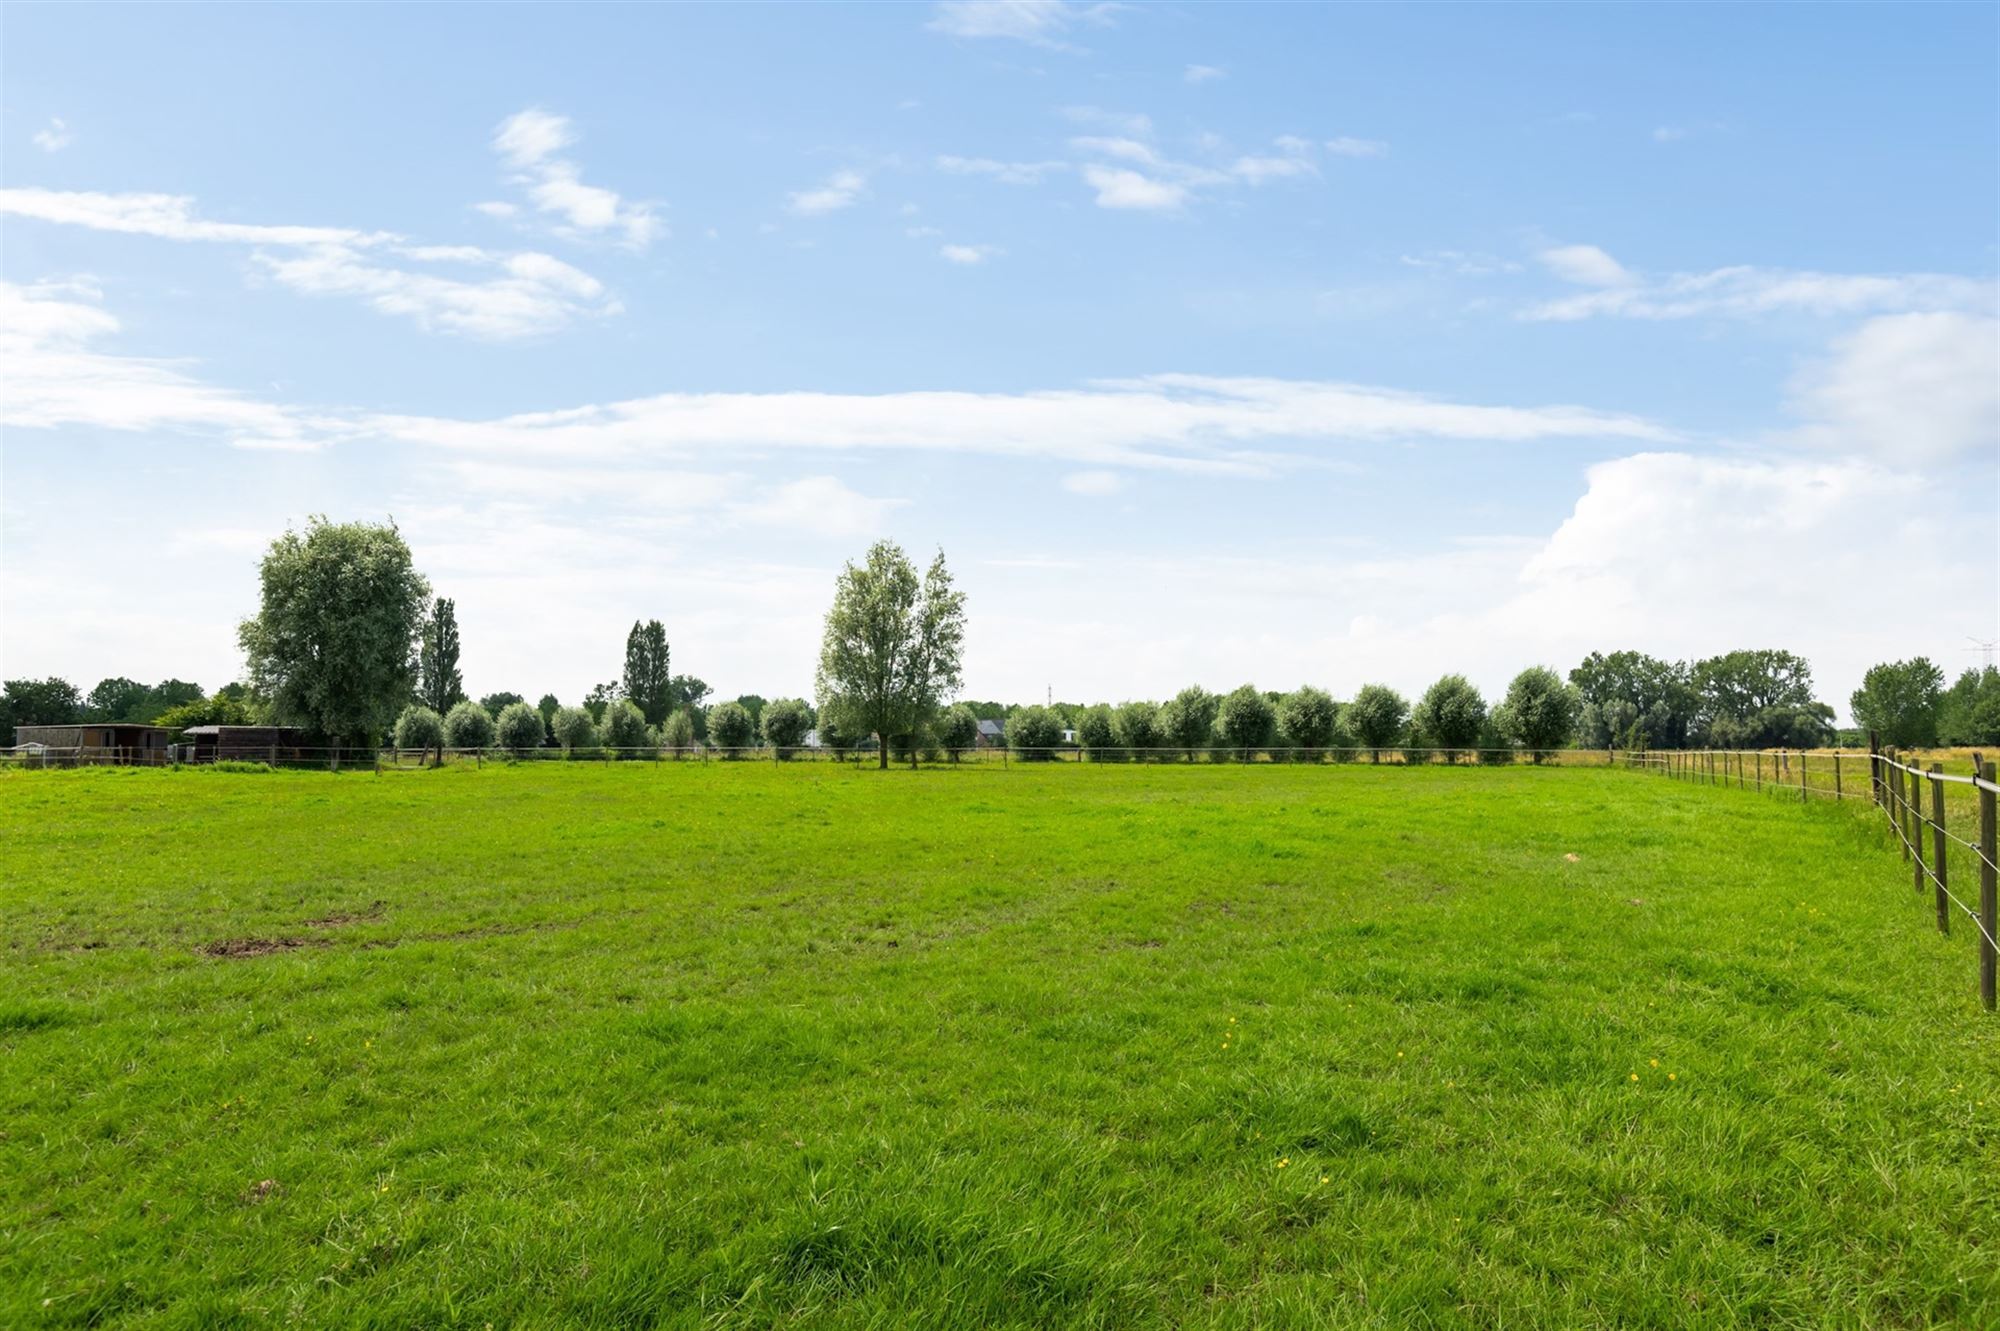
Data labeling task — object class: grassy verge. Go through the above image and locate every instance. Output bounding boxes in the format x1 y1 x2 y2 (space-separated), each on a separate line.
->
3 763 1995 1328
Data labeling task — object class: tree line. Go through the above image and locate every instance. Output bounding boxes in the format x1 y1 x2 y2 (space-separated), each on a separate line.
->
5 516 1996 760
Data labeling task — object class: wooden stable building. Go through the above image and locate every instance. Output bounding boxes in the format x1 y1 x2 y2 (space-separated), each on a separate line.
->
12 724 174 765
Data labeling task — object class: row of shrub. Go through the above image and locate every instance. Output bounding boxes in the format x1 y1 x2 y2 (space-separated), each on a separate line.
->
390 696 823 759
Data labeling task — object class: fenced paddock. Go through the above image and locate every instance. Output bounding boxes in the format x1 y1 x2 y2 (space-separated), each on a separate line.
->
4 759 1995 1326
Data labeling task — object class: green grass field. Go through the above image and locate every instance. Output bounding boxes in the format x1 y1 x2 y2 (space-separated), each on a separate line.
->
4 763 1996 1329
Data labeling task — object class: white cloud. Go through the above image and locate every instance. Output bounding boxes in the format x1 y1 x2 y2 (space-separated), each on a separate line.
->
926 1 1117 47
1536 243 1633 288
1231 152 1316 184
962 450 1985 712
939 243 1002 264
1061 469 1125 495
252 244 619 340
937 155 1066 184
1184 64 1225 84
0 188 618 338
33 118 74 152
1081 165 1188 211
1324 136 1389 158
1784 312 1999 466
787 170 868 216
730 475 905 537
0 187 389 246
490 109 659 248
0 281 325 448
1400 250 1522 276
1652 126 1687 143
1524 263 1994 322
1059 106 1153 137
473 200 519 219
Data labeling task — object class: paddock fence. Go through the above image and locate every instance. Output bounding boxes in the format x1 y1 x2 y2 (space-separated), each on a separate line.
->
1629 740 2000 1011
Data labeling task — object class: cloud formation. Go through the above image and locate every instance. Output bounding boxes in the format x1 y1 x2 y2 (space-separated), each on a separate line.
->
488 108 660 248
0 188 618 338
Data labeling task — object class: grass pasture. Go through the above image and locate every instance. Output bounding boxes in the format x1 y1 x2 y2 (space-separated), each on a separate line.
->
3 762 1997 1329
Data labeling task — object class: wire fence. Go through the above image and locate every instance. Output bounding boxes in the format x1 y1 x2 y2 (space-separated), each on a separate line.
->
1629 740 2000 1011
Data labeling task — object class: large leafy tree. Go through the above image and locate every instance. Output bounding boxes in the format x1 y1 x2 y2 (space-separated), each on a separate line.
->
1850 657 1946 747
1499 666 1581 760
85 678 152 722
1276 686 1338 757
1940 667 2000 746
1414 674 1486 761
1159 686 1220 760
1345 684 1410 762
815 541 967 770
623 620 673 725
1570 650 1696 749
417 597 465 716
2 677 83 735
1216 684 1276 759
1691 649 1815 740
238 517 431 748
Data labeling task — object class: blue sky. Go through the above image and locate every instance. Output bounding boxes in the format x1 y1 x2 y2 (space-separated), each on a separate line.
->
3 1 1995 716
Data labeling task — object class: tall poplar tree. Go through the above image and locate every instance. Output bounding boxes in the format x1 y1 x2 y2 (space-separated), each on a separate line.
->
418 597 465 716
623 620 672 725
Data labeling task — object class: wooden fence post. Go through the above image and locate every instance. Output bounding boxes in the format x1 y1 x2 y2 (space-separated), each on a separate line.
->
1893 752 1909 861
1911 760 1926 895
1930 764 1949 933
1869 731 1881 806
1977 755 1996 1011
1833 752 1841 800
1800 751 1809 804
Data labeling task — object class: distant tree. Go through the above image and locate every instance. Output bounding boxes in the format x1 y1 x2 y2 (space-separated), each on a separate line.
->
815 541 968 770
1077 704 1117 759
536 693 560 735
1276 686 1338 759
417 598 465 716
938 704 979 761
582 682 620 723
761 698 813 756
1939 667 2000 746
1850 657 1946 748
622 620 673 725
443 700 494 751
1007 704 1063 760
708 700 756 753
1113 700 1164 759
1690 649 1816 744
1570 651 1696 750
1413 674 1486 762
496 701 546 756
1499 667 1581 761
659 707 696 755
734 694 768 728
393 704 444 764
815 711 848 758
670 675 712 711
1159 686 1219 761
1216 684 1275 760
479 692 525 717
140 679 205 722
85 678 151 722
552 705 599 754
1345 684 1410 762
3 677 83 734
153 691 257 733
601 698 652 754
238 518 430 749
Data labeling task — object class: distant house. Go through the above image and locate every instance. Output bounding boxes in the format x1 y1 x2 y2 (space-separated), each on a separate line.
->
13 724 174 765
180 725 307 762
975 718 1006 749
